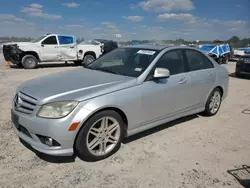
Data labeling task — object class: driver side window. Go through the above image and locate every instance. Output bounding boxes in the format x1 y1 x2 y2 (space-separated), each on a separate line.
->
155 50 185 76
42 36 58 45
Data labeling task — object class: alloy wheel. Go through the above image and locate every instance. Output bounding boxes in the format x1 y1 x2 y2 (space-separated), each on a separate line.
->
209 91 221 114
86 117 121 156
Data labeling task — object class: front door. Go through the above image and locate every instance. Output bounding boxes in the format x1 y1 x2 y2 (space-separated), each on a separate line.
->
141 49 193 123
40 35 60 61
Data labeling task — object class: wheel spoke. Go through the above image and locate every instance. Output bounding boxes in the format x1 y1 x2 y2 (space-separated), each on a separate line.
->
89 128 100 136
108 123 118 134
107 135 117 144
99 141 107 154
89 137 100 150
101 118 108 130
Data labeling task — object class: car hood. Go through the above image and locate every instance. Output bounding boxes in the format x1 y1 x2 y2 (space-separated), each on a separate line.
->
5 42 32 46
18 68 136 104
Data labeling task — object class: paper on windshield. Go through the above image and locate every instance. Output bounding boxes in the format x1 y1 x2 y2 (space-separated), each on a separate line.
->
137 50 156 55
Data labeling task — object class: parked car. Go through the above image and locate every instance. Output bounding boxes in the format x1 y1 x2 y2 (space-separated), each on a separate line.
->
235 54 250 77
2 34 103 69
94 39 118 54
11 45 228 161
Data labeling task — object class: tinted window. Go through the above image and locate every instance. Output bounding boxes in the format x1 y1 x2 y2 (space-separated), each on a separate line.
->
155 50 185 75
185 50 214 71
58 36 74 45
42 36 57 45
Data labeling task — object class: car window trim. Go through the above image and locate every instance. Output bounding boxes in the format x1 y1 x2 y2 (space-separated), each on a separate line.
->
41 35 58 45
144 48 188 82
183 49 214 72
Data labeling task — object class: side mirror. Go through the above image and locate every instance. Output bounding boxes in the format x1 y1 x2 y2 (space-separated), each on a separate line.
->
153 67 170 79
41 43 44 47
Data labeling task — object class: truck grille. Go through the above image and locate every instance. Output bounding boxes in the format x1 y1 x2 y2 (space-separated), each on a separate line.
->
14 92 37 114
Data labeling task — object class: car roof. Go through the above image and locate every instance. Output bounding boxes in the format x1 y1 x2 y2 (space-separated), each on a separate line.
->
122 44 200 51
123 44 171 50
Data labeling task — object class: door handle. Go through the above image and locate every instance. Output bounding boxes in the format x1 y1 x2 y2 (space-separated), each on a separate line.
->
208 72 214 76
54 46 59 48
179 78 188 84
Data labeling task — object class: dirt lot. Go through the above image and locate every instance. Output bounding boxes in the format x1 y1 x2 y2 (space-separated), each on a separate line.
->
0 60 249 188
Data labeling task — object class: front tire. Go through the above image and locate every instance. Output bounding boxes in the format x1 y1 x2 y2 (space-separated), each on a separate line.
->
83 55 95 66
203 88 222 116
75 110 125 162
21 55 38 69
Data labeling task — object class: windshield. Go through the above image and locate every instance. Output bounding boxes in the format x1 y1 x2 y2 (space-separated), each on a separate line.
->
31 35 46 43
87 48 159 77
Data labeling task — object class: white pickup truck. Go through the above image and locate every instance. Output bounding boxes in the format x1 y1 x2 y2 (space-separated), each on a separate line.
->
2 34 103 69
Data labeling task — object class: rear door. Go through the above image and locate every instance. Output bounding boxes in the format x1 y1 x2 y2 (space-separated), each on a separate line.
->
40 35 61 61
184 49 216 106
57 35 77 60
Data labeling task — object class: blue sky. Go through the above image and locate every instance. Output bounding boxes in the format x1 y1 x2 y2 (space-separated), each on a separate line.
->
0 0 249 41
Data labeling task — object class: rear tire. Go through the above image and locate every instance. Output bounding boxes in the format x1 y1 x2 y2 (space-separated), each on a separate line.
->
21 55 38 69
75 110 125 162
203 88 222 116
83 55 95 66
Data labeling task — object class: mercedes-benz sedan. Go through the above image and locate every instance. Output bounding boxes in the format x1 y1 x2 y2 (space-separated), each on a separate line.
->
11 45 229 161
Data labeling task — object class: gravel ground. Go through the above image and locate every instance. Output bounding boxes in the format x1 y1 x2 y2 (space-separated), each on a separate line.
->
0 60 249 188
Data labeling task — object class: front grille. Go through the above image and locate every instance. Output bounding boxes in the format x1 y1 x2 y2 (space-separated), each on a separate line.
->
14 91 37 114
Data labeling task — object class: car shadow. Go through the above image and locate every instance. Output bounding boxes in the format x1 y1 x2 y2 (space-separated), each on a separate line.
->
19 138 76 163
10 62 81 69
229 73 250 80
123 114 199 144
228 165 250 188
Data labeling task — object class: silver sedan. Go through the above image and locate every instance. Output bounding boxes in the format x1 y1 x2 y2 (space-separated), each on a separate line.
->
11 45 229 161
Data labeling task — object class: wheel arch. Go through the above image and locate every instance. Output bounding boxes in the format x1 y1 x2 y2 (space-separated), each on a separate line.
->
21 51 40 61
84 51 96 59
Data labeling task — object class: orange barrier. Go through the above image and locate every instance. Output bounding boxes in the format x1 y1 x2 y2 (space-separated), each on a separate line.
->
6 61 11 67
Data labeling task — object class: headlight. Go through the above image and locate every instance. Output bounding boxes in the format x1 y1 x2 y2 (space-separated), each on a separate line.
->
37 101 78 119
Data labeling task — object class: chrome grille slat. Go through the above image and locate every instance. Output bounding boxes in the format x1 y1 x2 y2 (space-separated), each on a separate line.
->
14 92 37 115
19 92 37 105
16 107 34 114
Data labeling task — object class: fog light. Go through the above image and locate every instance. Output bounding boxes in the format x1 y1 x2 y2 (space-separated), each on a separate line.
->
37 135 61 147
45 137 53 147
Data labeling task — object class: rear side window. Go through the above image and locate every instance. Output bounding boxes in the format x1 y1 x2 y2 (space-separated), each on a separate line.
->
155 50 185 75
42 36 58 45
58 36 74 45
185 50 214 71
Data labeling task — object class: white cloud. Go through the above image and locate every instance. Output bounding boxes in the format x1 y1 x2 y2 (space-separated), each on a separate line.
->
122 16 144 22
102 22 117 29
0 14 26 22
139 0 195 12
30 3 43 9
157 13 197 23
62 2 80 7
129 4 138 9
21 4 62 20
65 24 84 28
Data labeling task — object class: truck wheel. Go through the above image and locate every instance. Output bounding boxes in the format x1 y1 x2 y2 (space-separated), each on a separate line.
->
73 60 83 66
83 55 95 66
217 57 223 65
223 56 228 64
21 55 38 69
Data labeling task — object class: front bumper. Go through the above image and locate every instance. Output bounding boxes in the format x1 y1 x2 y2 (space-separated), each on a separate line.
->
236 62 250 75
11 103 92 156
3 44 23 64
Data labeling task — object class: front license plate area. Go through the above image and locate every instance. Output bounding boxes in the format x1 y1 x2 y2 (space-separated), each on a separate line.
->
11 110 19 129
